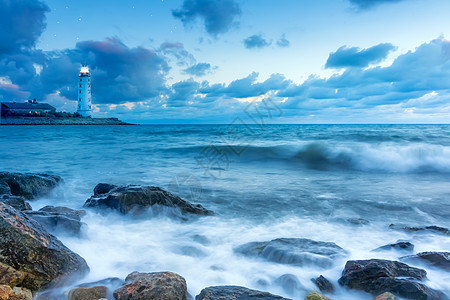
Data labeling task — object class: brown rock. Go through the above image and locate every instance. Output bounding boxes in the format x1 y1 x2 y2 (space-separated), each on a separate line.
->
10 287 32 300
0 285 12 300
373 292 396 300
305 291 332 300
68 286 108 300
113 271 187 300
0 262 25 287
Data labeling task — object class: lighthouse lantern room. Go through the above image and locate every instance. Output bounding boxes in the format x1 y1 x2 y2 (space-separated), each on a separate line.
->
78 66 92 117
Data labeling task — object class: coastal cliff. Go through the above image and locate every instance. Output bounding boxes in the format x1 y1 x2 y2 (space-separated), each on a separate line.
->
0 117 132 125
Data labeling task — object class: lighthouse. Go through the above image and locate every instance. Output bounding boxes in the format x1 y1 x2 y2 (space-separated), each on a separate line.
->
77 66 92 117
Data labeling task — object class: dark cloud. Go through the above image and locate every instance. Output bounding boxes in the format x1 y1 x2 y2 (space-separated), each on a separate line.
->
183 63 214 77
349 0 405 10
244 34 271 49
276 34 290 48
172 0 241 37
159 41 195 66
0 0 49 54
325 43 396 69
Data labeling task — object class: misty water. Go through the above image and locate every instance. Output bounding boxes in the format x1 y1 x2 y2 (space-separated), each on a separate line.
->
1 124 450 299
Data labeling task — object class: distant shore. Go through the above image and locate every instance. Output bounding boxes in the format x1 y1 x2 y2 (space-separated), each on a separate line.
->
0 116 133 125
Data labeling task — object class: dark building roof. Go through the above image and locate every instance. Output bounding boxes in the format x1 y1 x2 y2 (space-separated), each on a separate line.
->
1 102 56 110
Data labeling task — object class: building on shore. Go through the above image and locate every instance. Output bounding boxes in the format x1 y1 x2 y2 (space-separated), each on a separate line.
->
0 100 56 117
78 66 92 117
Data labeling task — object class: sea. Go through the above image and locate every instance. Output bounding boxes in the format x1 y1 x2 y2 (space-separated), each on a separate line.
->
1 124 449 299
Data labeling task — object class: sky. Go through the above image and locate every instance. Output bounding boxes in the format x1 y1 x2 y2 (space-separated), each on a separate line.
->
1 0 450 124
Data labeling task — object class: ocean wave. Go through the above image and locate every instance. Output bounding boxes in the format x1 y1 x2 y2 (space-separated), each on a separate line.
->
168 142 450 173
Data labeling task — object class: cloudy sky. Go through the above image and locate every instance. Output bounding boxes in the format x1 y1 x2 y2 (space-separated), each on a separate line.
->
1 0 450 123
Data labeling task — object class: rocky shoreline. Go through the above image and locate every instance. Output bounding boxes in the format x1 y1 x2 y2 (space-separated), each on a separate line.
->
0 117 132 125
0 171 449 300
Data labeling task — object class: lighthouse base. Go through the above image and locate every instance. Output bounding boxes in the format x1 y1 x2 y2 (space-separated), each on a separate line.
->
77 110 91 117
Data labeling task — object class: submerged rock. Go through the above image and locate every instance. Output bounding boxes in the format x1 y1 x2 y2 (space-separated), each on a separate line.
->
312 275 334 294
274 274 306 295
235 238 347 268
24 206 86 236
338 259 446 299
0 172 62 200
347 218 370 225
305 291 332 300
0 202 89 291
0 195 31 211
195 286 289 300
389 224 450 236
113 271 187 300
373 241 414 253
84 184 213 216
401 252 450 271
68 286 108 300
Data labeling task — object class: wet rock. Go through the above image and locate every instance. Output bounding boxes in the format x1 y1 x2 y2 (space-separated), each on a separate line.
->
389 224 450 236
274 274 306 295
0 182 11 195
338 259 446 299
312 275 334 294
0 202 89 291
0 262 26 287
0 285 32 300
195 286 289 300
77 277 124 289
68 286 108 300
25 210 86 236
113 271 187 300
84 185 213 216
0 172 62 200
235 238 347 268
401 252 450 271
373 292 396 300
0 195 31 211
38 206 86 220
347 218 370 225
93 183 117 196
305 291 332 300
373 241 414 253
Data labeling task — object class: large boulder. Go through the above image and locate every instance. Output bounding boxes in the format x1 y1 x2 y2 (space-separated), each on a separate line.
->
235 238 347 268
0 172 62 200
0 195 31 211
338 259 446 299
24 206 86 236
84 184 213 216
195 286 289 300
401 252 450 271
0 202 89 291
113 271 187 300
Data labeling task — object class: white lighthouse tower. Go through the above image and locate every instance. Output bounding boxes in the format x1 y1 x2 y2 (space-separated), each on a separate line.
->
77 66 92 117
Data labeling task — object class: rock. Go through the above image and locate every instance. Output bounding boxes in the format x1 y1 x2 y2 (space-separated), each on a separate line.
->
389 224 450 236
93 183 117 196
373 292 396 300
0 202 89 291
0 195 31 211
84 185 213 216
401 252 450 271
274 274 305 294
77 278 124 289
373 241 414 253
24 210 86 236
0 285 32 300
235 238 347 268
347 218 370 225
338 259 446 299
68 286 108 300
0 262 25 287
0 172 62 200
38 206 86 220
0 182 11 195
195 286 289 300
305 291 332 300
312 275 334 294
113 271 187 300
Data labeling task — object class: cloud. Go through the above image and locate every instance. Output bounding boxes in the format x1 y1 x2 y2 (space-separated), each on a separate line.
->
159 41 195 66
0 0 49 54
277 34 290 48
172 0 241 37
244 34 271 49
325 43 396 69
183 63 215 77
348 0 405 10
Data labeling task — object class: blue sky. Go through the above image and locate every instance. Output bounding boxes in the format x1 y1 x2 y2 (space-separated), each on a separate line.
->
1 0 450 123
